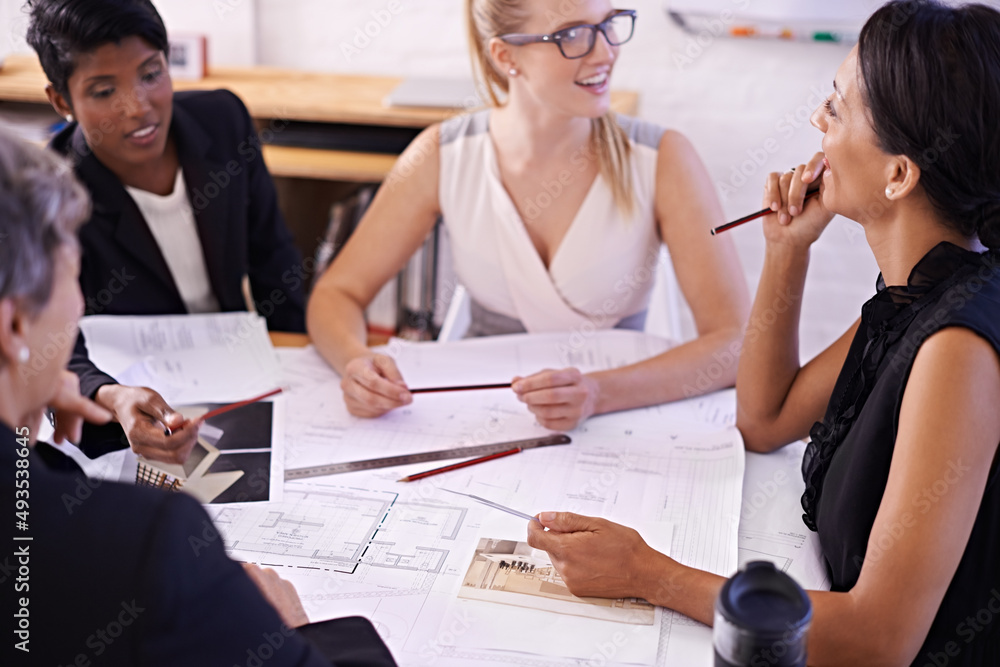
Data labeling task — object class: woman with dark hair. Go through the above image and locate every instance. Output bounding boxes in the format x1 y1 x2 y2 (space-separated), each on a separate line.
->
24 0 306 463
527 2 1000 664
0 130 395 665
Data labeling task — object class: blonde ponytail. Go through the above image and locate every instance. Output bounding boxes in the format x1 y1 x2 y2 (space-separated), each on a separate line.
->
466 0 635 216
592 113 634 218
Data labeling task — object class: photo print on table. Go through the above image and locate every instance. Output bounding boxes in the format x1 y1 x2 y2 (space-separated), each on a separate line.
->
459 537 655 625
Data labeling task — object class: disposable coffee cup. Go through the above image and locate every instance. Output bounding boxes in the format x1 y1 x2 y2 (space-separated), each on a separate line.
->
713 561 812 667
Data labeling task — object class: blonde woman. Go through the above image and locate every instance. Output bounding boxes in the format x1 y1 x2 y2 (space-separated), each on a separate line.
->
308 0 749 430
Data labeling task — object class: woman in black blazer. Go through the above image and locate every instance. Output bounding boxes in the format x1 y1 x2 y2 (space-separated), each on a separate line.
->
26 0 306 462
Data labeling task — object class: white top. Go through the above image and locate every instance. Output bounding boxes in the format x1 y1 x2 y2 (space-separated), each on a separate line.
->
125 170 220 314
438 110 664 333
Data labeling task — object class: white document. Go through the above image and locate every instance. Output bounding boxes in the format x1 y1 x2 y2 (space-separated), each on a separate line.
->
266 331 823 667
388 330 673 389
79 312 280 404
261 333 753 666
739 441 831 592
383 77 482 109
439 524 674 665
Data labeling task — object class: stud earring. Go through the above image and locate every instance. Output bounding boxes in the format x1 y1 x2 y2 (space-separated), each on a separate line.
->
508 68 518 77
885 187 894 199
18 347 30 364
65 114 74 123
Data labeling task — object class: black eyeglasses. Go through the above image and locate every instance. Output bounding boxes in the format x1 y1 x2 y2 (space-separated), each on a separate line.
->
499 9 637 60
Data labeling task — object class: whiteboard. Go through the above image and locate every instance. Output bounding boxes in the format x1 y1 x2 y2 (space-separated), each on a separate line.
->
664 0 890 30
666 0 1000 30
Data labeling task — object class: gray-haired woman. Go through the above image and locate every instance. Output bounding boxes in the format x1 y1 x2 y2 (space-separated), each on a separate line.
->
0 130 396 665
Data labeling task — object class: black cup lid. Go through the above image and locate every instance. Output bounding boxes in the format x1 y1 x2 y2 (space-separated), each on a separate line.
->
717 561 812 637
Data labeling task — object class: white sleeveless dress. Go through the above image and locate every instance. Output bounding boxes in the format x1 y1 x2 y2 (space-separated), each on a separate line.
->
438 110 664 335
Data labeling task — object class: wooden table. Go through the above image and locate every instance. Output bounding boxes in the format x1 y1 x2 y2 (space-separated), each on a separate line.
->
268 332 310 348
269 332 391 349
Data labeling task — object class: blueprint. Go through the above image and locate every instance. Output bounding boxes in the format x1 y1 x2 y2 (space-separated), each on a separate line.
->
261 333 749 666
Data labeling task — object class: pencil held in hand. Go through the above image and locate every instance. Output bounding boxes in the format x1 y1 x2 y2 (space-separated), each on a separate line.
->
711 185 822 235
197 388 283 422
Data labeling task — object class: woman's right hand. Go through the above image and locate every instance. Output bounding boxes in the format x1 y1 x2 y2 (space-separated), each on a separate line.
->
341 354 412 418
763 152 835 249
95 384 200 464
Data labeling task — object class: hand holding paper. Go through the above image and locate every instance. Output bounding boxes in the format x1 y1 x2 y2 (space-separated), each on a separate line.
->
527 512 667 602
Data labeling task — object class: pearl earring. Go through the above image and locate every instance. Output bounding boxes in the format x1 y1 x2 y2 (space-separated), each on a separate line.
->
508 68 518 77
65 114 74 123
18 347 30 364
885 187 894 199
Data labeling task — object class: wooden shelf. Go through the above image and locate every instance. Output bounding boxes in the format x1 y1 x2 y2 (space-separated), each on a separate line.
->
1 53 639 185
0 54 639 128
262 145 396 182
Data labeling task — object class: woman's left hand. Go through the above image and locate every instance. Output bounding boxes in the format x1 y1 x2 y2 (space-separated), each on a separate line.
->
526 512 662 600
511 368 599 430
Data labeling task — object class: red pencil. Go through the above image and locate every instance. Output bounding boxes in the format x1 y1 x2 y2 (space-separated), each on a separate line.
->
397 447 521 482
198 388 283 422
711 185 822 236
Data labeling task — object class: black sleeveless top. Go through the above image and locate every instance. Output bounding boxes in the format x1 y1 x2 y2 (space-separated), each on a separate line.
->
801 242 1000 665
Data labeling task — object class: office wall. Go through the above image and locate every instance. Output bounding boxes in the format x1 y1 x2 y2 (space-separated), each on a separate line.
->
0 0 256 65
257 0 470 77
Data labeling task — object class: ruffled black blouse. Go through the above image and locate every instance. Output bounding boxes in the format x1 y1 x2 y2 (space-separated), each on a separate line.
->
801 242 1000 664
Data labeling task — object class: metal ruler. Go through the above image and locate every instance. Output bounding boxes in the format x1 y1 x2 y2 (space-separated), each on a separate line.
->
284 434 571 481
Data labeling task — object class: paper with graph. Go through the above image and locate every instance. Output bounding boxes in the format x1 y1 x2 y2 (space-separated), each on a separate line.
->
258 332 745 666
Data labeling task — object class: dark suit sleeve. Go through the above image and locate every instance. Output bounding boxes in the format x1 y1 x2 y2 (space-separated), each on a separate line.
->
226 91 307 333
68 330 118 399
298 618 398 666
139 493 396 666
69 330 132 457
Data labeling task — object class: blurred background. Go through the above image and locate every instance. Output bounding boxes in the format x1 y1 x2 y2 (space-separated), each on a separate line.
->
4 0 992 357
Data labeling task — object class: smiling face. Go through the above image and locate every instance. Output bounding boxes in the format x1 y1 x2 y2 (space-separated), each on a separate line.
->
51 36 173 177
810 47 897 223
499 0 624 118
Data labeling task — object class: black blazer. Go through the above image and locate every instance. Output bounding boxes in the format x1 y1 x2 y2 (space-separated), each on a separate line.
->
51 89 307 401
1 423 397 666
